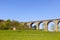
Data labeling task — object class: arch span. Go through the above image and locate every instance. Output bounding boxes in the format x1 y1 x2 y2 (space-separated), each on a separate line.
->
39 21 45 30
47 21 55 31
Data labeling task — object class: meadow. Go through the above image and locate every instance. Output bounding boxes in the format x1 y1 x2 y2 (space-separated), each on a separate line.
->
0 30 60 40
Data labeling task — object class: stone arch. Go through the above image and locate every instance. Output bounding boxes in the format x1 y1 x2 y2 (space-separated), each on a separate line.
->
47 20 55 31
26 22 34 29
57 21 60 31
31 22 36 30
39 21 45 30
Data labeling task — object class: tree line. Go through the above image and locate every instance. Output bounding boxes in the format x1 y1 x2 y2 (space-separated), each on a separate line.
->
0 19 30 30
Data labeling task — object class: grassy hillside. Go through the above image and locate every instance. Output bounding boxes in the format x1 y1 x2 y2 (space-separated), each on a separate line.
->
0 30 60 40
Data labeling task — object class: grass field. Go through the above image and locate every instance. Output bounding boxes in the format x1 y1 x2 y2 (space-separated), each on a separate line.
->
0 30 60 40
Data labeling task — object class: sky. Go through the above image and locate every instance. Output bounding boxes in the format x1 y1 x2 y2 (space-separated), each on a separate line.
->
0 0 60 22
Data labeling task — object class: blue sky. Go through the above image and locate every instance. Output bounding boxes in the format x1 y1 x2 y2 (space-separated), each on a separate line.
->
0 0 60 22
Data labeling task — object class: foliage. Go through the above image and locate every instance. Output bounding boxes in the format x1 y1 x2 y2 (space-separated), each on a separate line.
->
0 19 30 30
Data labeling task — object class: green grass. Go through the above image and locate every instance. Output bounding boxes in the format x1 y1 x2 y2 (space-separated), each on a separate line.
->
0 30 60 40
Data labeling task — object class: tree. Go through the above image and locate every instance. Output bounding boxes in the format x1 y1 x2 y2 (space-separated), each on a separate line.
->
0 19 31 30
0 21 7 30
6 19 11 29
11 20 20 30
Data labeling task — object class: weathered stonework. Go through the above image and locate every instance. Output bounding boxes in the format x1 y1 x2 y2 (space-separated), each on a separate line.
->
25 19 60 32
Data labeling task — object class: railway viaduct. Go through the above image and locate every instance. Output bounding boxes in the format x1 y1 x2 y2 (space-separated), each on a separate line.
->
24 19 60 32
